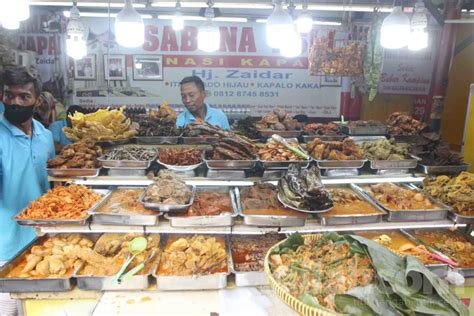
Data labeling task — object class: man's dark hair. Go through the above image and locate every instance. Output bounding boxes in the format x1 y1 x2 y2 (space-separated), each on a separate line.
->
66 105 85 116
2 65 42 96
180 76 205 91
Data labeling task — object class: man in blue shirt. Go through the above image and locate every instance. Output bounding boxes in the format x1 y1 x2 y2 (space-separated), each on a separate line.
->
0 66 55 261
176 76 229 129
48 105 84 152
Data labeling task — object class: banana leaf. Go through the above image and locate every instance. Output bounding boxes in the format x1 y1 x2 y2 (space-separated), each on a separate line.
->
271 232 304 255
335 284 402 316
334 294 380 316
349 235 469 316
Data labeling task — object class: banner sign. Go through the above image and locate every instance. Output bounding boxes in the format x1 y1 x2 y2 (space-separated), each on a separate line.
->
73 18 342 117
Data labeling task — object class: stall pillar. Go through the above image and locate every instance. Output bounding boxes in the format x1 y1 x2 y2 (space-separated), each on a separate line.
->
429 1 463 131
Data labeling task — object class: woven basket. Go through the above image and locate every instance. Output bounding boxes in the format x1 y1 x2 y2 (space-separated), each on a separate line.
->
264 235 339 316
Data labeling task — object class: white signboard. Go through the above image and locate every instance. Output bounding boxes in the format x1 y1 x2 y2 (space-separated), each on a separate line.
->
378 43 437 95
73 18 341 117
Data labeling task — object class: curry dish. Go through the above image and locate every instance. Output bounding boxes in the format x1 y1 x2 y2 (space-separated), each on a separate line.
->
364 183 437 210
409 230 474 268
356 230 442 265
321 188 383 217
96 188 155 215
158 235 227 275
169 192 232 217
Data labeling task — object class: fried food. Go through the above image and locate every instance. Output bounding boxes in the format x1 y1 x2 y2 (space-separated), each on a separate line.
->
387 112 426 135
47 139 102 169
137 101 180 137
144 170 192 205
102 145 158 161
210 137 258 160
78 233 160 276
63 106 136 141
7 234 94 278
158 235 227 275
159 148 202 166
308 37 365 76
307 138 364 160
258 139 306 161
17 185 102 219
256 108 303 131
410 132 464 166
233 116 260 139
366 183 436 210
421 172 474 216
303 122 342 136
361 138 409 160
270 234 374 311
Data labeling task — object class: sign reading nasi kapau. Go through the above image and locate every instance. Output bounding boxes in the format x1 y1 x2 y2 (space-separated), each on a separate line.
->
73 18 342 117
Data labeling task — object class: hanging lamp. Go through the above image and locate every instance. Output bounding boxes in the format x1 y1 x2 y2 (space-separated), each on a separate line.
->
381 6 410 49
66 3 87 60
408 0 428 51
172 1 184 31
266 0 294 49
115 0 145 48
296 0 312 33
198 1 220 52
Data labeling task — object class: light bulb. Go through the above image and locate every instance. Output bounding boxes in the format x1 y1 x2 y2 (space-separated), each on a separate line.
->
408 29 428 51
280 31 302 57
381 7 410 49
66 38 87 60
198 18 220 52
1 17 20 30
296 11 312 33
115 0 145 48
266 2 294 49
172 11 184 31
17 0 30 22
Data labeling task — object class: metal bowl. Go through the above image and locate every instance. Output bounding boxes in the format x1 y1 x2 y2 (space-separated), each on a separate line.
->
277 193 333 214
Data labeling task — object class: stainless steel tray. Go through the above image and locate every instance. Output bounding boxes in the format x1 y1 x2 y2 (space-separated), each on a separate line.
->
301 135 346 142
0 236 72 292
47 167 101 178
317 184 386 226
89 188 161 226
158 159 204 172
369 157 418 170
96 138 133 147
182 136 220 144
164 187 238 227
447 211 474 224
98 155 155 169
140 185 196 212
14 189 109 227
76 274 150 291
203 149 257 170
258 130 302 138
416 163 470 175
260 159 310 170
341 124 387 136
236 187 306 227
135 136 180 145
315 159 367 169
390 134 420 143
154 236 230 291
353 184 450 222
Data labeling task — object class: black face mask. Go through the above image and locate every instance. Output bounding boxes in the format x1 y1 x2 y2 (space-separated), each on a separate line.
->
4 103 35 125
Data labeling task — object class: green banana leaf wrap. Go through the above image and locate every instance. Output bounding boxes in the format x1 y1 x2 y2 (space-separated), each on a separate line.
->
364 16 383 102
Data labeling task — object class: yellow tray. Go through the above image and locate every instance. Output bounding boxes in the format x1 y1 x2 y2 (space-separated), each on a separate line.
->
264 235 338 316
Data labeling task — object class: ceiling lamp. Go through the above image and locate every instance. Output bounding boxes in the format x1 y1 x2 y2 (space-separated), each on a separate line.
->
66 3 87 60
381 6 410 49
198 2 220 52
296 0 312 33
115 0 145 48
266 0 294 49
280 30 302 57
0 0 30 30
408 0 428 51
172 1 184 31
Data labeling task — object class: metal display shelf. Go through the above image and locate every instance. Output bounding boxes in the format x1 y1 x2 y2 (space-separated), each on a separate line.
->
38 218 463 235
50 174 425 186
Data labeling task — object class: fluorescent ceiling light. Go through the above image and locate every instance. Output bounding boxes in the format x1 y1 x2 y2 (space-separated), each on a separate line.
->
31 1 145 8
256 18 341 26
63 11 152 19
158 15 247 22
